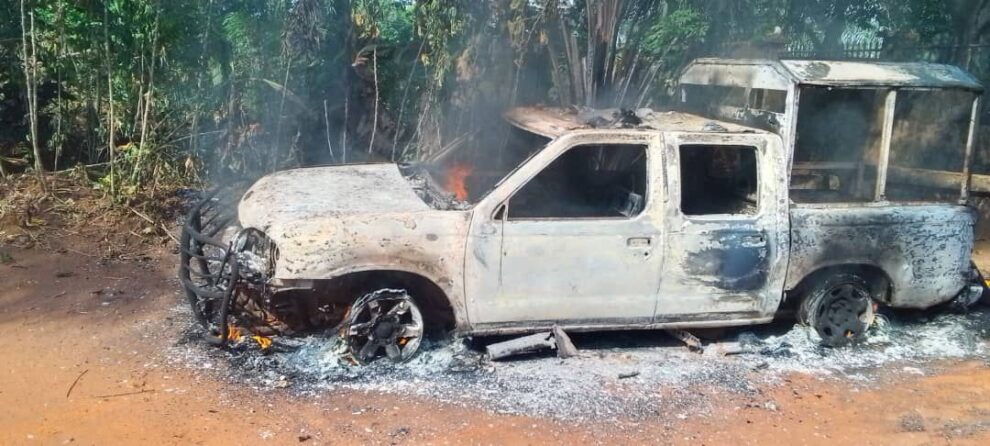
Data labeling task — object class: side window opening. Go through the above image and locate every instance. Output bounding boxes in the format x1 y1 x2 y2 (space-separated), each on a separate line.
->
680 145 759 216
508 144 648 219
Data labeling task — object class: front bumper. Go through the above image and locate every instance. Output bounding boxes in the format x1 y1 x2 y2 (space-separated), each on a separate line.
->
179 185 281 343
179 188 239 330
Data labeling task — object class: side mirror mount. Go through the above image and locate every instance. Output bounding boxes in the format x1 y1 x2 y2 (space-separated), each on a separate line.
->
480 203 506 236
492 203 506 221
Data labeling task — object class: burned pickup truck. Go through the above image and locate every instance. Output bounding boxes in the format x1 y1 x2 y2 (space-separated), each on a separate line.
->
181 59 984 363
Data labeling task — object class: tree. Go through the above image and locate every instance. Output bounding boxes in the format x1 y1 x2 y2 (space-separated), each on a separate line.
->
0 0 986 189
20 0 42 174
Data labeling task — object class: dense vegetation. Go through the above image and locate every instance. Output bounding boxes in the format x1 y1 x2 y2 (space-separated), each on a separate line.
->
1 0 987 198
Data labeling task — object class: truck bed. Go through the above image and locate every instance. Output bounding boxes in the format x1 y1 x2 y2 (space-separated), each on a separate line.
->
786 203 976 309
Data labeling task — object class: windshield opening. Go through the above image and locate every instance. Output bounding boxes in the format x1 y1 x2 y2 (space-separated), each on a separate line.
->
403 124 552 208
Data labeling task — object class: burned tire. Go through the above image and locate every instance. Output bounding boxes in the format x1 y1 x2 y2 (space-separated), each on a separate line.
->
798 273 876 347
343 289 424 364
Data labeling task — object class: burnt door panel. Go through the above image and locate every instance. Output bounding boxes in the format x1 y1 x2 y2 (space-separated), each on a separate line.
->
681 229 770 291
656 133 789 321
491 218 662 323
467 138 665 325
661 223 775 318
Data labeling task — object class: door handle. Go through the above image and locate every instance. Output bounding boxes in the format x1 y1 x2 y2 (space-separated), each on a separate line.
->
627 237 651 248
741 234 765 245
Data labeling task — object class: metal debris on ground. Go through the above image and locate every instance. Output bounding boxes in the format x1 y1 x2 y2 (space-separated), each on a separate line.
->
486 332 557 360
702 341 749 357
665 329 705 353
552 325 579 359
617 371 640 379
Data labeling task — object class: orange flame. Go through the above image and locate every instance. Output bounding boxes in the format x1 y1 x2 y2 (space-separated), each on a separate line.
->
225 325 243 341
252 335 273 350
445 163 473 201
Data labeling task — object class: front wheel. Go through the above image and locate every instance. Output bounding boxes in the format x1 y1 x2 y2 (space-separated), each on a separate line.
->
798 273 876 347
343 289 425 364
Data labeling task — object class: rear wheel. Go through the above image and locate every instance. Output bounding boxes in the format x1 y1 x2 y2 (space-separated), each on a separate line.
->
343 289 425 364
798 273 876 347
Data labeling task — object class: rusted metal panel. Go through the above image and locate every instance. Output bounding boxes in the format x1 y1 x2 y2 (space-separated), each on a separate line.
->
677 228 771 290
786 203 976 308
468 315 774 336
239 164 431 221
502 107 585 138
492 217 663 322
782 84 801 180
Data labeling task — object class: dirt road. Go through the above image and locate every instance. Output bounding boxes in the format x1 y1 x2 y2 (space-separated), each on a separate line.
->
2 239 990 445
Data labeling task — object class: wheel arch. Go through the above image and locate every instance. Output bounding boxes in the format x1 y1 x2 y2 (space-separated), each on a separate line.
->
787 263 893 305
314 268 459 335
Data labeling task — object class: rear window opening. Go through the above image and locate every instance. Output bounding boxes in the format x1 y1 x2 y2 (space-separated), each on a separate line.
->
680 145 759 216
680 84 787 132
508 144 647 219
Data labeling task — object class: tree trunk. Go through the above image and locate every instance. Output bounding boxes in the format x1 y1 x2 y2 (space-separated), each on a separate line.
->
21 0 43 175
584 0 627 106
134 5 161 183
191 0 215 161
368 47 379 155
53 0 66 172
104 2 115 197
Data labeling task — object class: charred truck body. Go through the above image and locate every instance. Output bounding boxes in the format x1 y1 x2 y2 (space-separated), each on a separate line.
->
181 59 984 363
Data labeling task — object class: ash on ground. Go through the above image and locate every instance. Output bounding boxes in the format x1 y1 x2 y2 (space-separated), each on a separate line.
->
168 307 990 422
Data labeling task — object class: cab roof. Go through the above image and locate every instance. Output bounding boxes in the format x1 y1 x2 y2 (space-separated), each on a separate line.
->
504 106 763 139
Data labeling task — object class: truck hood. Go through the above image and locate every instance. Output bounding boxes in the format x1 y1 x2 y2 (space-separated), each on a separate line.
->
238 163 431 230
236 164 471 284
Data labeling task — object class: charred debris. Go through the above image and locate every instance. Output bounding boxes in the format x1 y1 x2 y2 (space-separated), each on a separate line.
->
401 165 472 211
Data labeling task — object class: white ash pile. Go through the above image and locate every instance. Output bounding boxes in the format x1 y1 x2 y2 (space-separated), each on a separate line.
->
165 306 990 422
